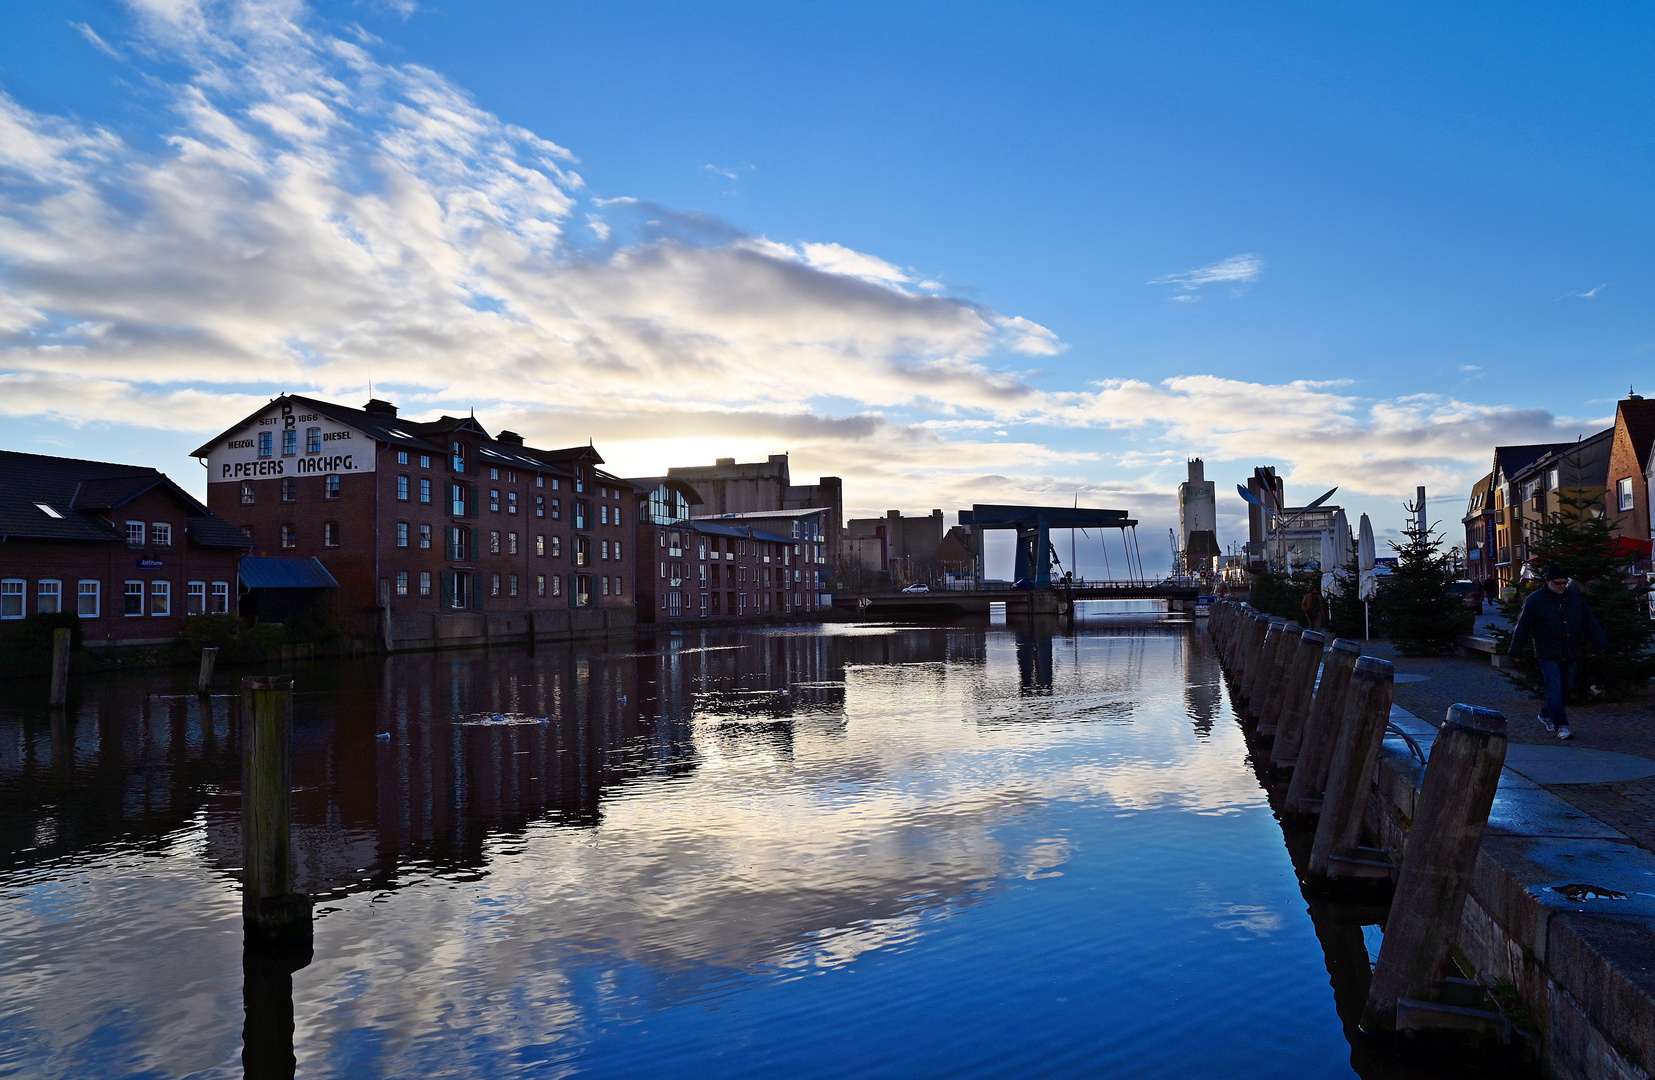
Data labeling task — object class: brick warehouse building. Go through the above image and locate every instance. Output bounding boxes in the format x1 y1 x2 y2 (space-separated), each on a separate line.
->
194 396 636 650
628 478 823 622
0 451 251 646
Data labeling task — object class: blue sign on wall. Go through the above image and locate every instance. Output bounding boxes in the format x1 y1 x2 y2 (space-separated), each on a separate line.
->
136 559 163 569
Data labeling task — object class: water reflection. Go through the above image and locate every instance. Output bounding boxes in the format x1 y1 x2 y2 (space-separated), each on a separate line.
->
0 619 1485 1079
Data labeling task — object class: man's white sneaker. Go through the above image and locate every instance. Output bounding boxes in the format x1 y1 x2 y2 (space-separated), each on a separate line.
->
1538 715 1556 733
1557 725 1573 741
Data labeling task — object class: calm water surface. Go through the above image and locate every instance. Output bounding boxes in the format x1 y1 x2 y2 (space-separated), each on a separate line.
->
2 610 1441 1078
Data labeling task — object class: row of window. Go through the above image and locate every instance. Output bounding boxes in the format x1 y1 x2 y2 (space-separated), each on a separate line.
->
658 590 810 617
420 570 620 610
661 562 805 586
0 579 230 619
123 522 173 549
241 475 342 505
258 426 334 458
280 522 343 549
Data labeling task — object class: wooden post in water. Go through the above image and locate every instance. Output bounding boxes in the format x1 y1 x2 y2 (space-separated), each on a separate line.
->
1361 704 1507 1037
1307 655 1395 880
240 676 312 941
1248 620 1286 720
198 647 218 696
1237 612 1269 700
1271 630 1325 769
1256 621 1304 733
48 627 71 709
1283 638 1363 816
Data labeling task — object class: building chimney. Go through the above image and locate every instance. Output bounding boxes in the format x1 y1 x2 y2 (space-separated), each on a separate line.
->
364 398 397 418
716 457 736 467
768 454 788 464
496 430 524 447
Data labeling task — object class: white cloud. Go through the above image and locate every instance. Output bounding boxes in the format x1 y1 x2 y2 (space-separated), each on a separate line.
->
1564 283 1607 300
1150 252 1263 295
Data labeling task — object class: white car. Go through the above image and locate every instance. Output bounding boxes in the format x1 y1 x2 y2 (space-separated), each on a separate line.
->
901 583 930 593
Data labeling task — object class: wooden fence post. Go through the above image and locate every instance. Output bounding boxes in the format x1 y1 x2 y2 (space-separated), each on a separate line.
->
1361 704 1508 1037
1283 638 1363 816
1271 630 1325 769
241 676 312 941
1256 621 1304 733
48 627 71 709
198 647 218 696
1308 655 1395 880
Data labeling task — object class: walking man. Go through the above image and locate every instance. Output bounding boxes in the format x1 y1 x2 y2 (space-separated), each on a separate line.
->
1507 565 1609 740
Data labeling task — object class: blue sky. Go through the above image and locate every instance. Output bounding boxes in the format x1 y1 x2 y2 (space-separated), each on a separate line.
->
0 1 1648 573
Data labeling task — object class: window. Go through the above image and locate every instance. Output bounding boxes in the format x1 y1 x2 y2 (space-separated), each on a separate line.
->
613 576 623 597
124 581 144 616
536 475 544 488
1620 477 1636 512
490 530 501 555
535 495 545 518
397 475 410 501
151 523 172 549
309 427 323 454
508 532 519 555
575 536 590 566
490 467 499 481
449 526 470 561
398 450 409 465
0 580 22 619
210 582 229 614
324 521 340 548
574 574 591 607
258 431 273 458
551 477 560 490
550 536 561 557
150 580 170 616
126 521 145 547
509 574 519 597
78 580 101 618
574 501 588 529
535 534 545 556
451 441 466 472
281 524 296 549
508 470 517 484
420 454 431 469
551 498 561 520
601 505 609 526
397 522 410 548
601 540 610 561
283 429 298 456
241 481 255 506
186 581 205 615
396 571 409 597
550 574 562 597
420 524 432 550
449 572 470 610
324 474 341 499
613 506 622 527
451 483 467 517
419 572 432 597
602 576 610 596
575 468 585 494
490 488 501 512
614 540 622 561
508 491 518 515
38 580 61 615
536 574 546 597
419 478 432 504
282 477 296 502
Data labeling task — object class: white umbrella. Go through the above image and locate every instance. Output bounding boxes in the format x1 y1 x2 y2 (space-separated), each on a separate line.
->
1357 514 1375 572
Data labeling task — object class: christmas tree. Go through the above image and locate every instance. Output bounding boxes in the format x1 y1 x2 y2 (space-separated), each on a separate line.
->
1495 469 1655 701
1375 499 1467 655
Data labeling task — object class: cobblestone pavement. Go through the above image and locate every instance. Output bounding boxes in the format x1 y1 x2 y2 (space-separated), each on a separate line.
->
1356 637 1655 852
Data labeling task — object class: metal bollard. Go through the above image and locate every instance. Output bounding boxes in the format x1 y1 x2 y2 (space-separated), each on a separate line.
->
1308 655 1396 879
241 676 312 941
1271 630 1326 769
1283 638 1363 816
1256 621 1304 733
1360 705 1508 1037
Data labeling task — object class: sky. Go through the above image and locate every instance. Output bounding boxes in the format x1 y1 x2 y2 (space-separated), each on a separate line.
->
1 0 1650 576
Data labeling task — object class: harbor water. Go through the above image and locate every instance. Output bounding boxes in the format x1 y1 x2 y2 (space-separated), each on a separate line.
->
1 608 1482 1078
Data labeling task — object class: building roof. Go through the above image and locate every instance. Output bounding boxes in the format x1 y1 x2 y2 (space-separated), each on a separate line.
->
239 557 340 589
1493 442 1574 482
623 477 706 504
1616 396 1655 472
686 520 794 545
0 450 250 547
693 507 830 521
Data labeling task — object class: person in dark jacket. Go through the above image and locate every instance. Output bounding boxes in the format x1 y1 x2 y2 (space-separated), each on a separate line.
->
1507 564 1609 740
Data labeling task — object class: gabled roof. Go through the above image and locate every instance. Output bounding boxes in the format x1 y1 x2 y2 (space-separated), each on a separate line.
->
0 450 250 547
1616 397 1655 471
1493 443 1573 482
623 477 705 505
191 394 449 458
239 557 339 589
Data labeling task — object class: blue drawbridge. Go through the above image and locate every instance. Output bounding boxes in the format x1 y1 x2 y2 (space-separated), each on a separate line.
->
957 504 1144 588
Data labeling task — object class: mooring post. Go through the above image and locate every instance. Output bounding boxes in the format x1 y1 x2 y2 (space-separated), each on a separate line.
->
1283 638 1363 816
1360 704 1508 1037
1256 621 1304 732
1237 612 1269 699
1248 620 1286 720
48 627 71 709
1271 630 1326 769
1307 655 1396 879
197 647 218 696
240 675 312 941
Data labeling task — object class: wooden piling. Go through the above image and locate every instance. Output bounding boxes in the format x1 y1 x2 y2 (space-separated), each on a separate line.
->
1360 704 1508 1037
1271 630 1325 769
48 627 71 709
1283 638 1363 816
1237 612 1270 699
1248 620 1287 720
1307 655 1395 880
198 647 218 696
1256 621 1304 732
240 675 311 941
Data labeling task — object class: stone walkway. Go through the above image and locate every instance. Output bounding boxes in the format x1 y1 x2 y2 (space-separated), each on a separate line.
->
1355 631 1655 853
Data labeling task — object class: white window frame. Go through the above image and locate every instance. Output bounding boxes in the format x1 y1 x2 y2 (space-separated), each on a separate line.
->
419 571 432 598
210 581 230 614
126 520 145 547
78 580 101 618
0 579 23 619
151 522 172 549
396 571 409 597
37 579 62 615
186 581 206 615
150 580 171 616
1619 477 1636 513
124 580 145 616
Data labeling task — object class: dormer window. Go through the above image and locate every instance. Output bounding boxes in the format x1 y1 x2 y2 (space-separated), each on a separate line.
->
452 441 467 473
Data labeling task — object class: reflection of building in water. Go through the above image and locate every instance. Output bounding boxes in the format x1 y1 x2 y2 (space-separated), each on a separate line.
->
1181 627 1222 738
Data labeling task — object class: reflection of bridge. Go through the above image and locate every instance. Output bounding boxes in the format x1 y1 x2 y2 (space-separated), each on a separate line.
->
839 582 1201 617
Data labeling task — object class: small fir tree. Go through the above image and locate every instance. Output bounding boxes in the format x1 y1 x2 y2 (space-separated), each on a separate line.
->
1494 474 1655 701
1247 565 1323 625
1375 499 1467 655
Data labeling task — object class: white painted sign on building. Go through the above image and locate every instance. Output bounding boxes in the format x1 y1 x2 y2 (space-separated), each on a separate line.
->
206 401 376 483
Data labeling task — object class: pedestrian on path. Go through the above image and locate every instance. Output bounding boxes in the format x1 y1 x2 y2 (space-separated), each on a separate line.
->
1507 564 1609 740
1301 586 1325 632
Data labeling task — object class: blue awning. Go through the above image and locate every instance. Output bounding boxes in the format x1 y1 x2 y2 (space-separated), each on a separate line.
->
239 556 339 589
